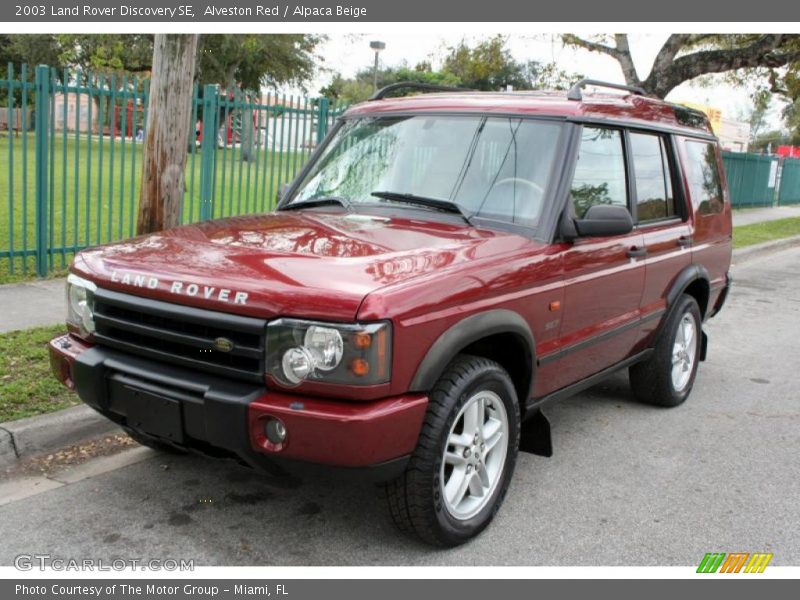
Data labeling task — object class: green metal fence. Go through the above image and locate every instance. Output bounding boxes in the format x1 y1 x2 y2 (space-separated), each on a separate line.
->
778 158 800 205
4 67 800 282
721 151 779 208
0 64 345 281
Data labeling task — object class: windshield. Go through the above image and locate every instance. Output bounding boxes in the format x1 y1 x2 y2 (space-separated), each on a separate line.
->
285 115 564 230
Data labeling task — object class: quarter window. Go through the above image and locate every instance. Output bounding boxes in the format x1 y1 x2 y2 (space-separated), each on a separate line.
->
684 140 724 215
629 132 676 221
570 127 628 217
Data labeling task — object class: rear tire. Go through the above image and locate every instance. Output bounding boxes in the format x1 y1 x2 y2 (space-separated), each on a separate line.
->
385 355 520 546
630 294 702 407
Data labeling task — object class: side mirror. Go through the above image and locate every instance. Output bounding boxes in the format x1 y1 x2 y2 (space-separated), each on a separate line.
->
572 204 633 237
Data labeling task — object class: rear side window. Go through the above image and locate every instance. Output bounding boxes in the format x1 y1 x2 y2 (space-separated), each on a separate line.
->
629 132 676 222
684 140 724 215
570 127 628 217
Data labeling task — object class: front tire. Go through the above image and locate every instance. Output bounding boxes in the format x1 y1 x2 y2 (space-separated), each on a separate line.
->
385 355 520 546
630 294 702 407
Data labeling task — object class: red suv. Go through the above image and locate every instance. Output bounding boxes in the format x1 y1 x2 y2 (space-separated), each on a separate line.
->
49 80 732 546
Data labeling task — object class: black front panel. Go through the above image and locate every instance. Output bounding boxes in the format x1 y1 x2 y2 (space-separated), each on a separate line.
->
92 288 267 383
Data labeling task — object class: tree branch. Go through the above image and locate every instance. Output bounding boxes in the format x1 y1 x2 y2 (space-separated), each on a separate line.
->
562 34 621 59
645 34 798 97
612 34 640 85
563 34 641 85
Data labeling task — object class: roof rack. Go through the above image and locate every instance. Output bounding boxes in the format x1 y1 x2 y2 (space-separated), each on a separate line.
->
567 78 647 101
369 81 473 101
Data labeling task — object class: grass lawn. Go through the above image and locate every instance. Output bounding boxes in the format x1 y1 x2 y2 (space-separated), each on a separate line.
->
732 216 800 249
0 131 309 284
0 324 78 422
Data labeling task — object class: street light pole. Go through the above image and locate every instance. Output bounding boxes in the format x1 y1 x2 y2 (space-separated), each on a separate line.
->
369 40 386 92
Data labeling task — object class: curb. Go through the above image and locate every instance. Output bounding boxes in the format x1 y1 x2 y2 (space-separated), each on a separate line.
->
732 234 800 264
0 405 120 468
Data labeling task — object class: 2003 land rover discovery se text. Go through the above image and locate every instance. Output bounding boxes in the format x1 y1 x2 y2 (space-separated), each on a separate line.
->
49 80 732 546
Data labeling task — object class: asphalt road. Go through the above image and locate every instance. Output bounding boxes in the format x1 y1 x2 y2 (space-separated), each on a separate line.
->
1 248 799 566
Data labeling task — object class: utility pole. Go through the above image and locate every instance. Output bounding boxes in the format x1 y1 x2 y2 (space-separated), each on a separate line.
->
137 34 199 234
370 40 386 92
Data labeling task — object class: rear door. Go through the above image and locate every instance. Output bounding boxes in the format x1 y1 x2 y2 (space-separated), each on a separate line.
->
547 125 646 389
627 131 692 347
679 138 733 304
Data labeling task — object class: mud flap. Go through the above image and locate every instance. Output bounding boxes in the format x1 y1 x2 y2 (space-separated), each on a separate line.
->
700 330 708 361
519 409 552 457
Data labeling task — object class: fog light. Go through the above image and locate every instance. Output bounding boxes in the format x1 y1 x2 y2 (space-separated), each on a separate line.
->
264 418 287 444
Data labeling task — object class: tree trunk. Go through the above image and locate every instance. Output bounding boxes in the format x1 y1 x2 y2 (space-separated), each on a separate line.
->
137 34 199 234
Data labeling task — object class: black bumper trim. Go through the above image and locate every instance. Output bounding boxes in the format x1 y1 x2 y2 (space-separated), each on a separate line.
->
73 346 263 458
71 347 407 482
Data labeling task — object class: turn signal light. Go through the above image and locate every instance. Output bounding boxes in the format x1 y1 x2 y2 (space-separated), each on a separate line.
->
351 358 370 377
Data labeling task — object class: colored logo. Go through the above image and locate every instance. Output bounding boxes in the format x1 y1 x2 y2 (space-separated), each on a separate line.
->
212 337 235 353
697 552 773 573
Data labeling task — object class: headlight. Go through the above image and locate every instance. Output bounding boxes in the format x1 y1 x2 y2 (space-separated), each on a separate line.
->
66 273 97 339
266 319 391 387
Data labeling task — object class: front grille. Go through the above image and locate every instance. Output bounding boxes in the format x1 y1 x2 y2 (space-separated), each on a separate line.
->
92 288 266 382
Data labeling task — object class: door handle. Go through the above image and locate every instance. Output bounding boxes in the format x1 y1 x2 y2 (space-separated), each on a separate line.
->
627 246 647 259
677 236 693 248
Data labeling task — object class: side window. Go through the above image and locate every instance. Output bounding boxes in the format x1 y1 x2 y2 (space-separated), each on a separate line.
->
684 140 724 215
570 127 628 217
629 132 676 222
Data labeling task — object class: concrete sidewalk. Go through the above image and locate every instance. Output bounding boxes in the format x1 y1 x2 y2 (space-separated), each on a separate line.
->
732 205 800 226
0 278 66 333
1 205 799 334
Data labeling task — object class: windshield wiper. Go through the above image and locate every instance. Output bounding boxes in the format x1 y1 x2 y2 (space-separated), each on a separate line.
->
282 196 352 211
371 191 472 225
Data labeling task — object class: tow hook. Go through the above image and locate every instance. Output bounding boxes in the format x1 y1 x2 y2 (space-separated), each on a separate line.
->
519 409 552 457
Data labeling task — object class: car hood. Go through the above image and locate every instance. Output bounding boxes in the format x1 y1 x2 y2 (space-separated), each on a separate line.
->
74 210 536 321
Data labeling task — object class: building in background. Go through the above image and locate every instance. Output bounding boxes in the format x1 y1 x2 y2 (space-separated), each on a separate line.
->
677 101 751 152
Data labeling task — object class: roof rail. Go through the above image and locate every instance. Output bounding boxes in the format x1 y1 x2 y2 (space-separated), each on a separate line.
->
567 78 647 101
369 81 473 101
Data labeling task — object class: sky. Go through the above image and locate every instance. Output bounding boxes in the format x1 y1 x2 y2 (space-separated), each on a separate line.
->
305 32 786 128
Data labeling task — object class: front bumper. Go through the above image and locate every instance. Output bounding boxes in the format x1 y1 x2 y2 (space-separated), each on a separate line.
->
48 335 427 481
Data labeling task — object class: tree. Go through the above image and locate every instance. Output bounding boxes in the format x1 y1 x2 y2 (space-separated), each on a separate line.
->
562 34 800 98
196 34 321 91
321 37 581 104
0 34 63 75
137 35 199 234
57 34 154 75
321 63 461 103
443 36 527 90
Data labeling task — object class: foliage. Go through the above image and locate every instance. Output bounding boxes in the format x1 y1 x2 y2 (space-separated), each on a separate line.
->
57 34 153 76
321 36 581 104
0 324 77 422
562 34 800 99
0 34 63 76
0 34 323 92
197 34 322 91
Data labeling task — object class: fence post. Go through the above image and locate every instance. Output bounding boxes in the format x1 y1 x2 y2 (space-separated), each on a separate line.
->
34 65 50 277
199 84 219 221
315 97 330 144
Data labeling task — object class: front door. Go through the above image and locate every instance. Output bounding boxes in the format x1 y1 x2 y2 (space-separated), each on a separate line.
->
544 125 646 390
